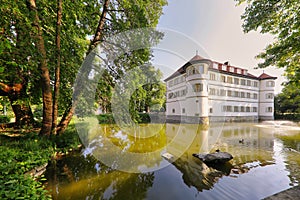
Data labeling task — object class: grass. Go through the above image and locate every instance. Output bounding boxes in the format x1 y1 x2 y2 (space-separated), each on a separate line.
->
0 124 82 200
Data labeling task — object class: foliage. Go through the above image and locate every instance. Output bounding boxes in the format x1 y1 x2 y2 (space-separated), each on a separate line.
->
0 124 82 199
0 0 168 134
0 115 10 123
96 113 153 124
236 0 300 85
0 134 53 199
274 83 300 121
97 114 116 124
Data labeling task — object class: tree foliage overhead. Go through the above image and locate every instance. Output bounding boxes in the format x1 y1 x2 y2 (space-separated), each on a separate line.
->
236 0 300 84
0 0 168 133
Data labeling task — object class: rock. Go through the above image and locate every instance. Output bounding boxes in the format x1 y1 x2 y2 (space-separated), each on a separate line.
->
193 152 233 164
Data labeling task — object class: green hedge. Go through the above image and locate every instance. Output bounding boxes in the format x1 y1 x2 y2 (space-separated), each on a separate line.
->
96 113 152 124
275 113 300 121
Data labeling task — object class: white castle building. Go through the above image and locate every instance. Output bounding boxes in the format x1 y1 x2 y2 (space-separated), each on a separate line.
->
165 54 277 124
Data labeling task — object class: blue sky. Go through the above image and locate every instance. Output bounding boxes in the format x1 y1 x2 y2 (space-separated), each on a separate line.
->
152 0 285 94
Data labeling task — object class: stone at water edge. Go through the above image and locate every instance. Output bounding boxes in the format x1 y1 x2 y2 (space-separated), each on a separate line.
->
193 152 233 164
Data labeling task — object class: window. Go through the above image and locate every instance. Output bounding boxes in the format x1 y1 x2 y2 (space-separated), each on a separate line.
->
222 65 227 71
234 78 239 85
229 67 235 72
241 79 246 85
253 81 258 87
227 90 232 97
180 89 187 97
172 109 175 113
210 73 216 81
182 108 185 114
253 93 258 99
267 81 275 87
221 75 226 83
234 106 239 112
252 107 258 112
220 89 226 96
213 63 218 69
193 83 203 92
237 69 242 74
227 77 233 84
227 106 232 112
223 105 232 112
266 107 273 112
198 65 204 74
209 108 213 113
209 88 216 95
187 66 199 76
247 80 251 86
240 106 245 112
247 93 251 98
241 92 245 98
168 93 174 99
246 107 251 112
234 91 240 97
266 93 274 99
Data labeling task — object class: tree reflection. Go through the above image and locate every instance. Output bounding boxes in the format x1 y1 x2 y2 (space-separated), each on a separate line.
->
45 154 154 200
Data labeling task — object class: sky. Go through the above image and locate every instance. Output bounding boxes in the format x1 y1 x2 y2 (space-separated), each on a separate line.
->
151 0 285 94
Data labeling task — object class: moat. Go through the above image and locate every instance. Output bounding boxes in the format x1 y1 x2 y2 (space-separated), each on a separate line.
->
44 122 300 200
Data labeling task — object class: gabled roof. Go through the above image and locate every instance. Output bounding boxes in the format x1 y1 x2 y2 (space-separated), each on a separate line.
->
164 55 211 81
164 54 277 82
258 73 277 80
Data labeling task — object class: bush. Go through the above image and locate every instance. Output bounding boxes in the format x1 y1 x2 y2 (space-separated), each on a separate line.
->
96 113 152 124
0 135 53 199
97 114 115 124
0 115 10 123
138 113 151 123
275 113 300 121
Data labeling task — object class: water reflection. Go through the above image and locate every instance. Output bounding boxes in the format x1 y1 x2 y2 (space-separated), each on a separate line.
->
45 122 300 199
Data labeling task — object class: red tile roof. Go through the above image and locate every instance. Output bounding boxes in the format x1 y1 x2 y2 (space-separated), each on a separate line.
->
189 54 205 62
258 73 277 80
164 55 277 81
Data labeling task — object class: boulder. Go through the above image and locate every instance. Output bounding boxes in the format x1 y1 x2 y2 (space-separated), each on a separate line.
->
193 152 233 164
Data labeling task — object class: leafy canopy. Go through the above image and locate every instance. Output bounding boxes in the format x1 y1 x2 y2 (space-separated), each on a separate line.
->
236 0 300 85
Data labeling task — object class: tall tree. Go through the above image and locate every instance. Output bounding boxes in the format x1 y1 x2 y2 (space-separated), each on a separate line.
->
27 0 53 135
0 1 36 127
236 0 300 85
275 83 300 115
52 0 63 134
57 0 168 134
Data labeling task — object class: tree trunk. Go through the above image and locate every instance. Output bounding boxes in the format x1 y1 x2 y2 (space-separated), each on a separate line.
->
57 0 110 134
27 0 53 136
52 0 63 135
0 82 35 127
56 102 75 135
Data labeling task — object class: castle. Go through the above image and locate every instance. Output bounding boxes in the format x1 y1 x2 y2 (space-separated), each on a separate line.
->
165 54 277 124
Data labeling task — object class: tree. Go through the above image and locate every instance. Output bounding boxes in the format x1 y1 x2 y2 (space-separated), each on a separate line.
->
0 0 168 135
275 83 300 115
56 0 168 133
27 0 53 135
236 0 300 85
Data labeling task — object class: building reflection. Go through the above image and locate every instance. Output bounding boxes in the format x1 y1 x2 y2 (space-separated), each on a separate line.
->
165 123 276 192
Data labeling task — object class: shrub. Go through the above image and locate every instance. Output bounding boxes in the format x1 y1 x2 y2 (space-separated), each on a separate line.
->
0 115 10 123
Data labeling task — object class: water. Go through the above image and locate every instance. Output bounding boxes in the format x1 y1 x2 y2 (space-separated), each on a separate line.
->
44 122 300 200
